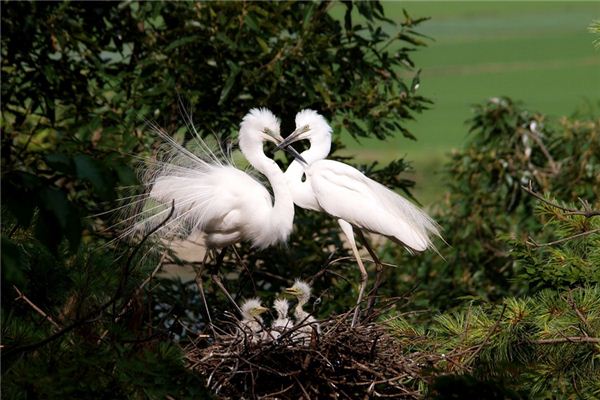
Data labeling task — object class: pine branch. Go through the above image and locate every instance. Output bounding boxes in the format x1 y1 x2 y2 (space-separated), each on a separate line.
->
532 337 600 345
521 183 600 218
3 201 176 358
526 228 600 248
463 304 507 366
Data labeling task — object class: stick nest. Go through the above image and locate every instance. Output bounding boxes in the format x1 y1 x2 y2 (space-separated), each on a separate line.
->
184 313 438 399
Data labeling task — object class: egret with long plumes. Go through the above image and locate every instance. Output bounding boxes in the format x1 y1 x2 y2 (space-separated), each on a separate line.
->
136 108 303 250
278 110 441 326
123 107 304 319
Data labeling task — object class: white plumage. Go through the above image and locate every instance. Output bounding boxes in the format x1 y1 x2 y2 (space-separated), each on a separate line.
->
129 108 296 250
279 110 441 326
270 298 292 340
239 298 268 343
284 279 320 344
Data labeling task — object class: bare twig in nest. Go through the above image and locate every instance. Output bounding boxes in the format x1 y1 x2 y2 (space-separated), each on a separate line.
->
184 312 437 399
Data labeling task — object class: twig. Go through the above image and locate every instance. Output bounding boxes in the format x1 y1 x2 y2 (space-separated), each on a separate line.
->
532 337 600 344
526 228 600 248
521 183 600 218
566 290 590 335
4 202 176 358
527 125 559 175
13 286 61 329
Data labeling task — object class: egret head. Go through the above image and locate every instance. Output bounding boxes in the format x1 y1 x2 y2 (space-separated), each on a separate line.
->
239 108 283 147
273 298 290 317
240 298 269 318
277 109 332 157
239 108 306 163
284 279 312 304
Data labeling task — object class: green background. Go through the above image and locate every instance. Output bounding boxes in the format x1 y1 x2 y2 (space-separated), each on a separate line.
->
335 1 600 204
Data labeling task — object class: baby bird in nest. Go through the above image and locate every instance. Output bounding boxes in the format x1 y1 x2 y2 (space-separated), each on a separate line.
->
270 298 292 340
284 280 320 344
239 298 268 344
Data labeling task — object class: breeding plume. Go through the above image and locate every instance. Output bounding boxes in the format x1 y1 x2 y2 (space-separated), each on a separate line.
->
285 280 320 344
278 110 441 326
239 298 269 343
270 298 292 340
129 108 301 250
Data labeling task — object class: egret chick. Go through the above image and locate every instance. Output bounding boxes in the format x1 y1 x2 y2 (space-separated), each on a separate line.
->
270 298 292 340
239 298 269 344
284 280 320 344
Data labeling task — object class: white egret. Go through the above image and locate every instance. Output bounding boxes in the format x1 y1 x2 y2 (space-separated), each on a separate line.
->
270 298 292 340
284 279 320 344
141 108 303 250
239 298 269 343
127 108 305 320
278 110 441 326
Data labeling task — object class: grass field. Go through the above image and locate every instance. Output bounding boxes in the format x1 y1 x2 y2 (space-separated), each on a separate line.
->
336 2 600 205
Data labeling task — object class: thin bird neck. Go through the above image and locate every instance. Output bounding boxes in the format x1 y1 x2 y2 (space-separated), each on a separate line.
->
295 302 309 321
239 136 294 242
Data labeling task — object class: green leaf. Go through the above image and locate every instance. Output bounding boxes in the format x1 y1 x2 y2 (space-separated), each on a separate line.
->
218 63 241 106
74 154 105 192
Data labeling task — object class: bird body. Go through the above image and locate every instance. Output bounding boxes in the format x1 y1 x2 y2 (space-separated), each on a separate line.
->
285 280 320 344
270 298 292 340
135 108 297 250
281 110 439 253
239 298 269 343
279 110 441 326
305 158 436 251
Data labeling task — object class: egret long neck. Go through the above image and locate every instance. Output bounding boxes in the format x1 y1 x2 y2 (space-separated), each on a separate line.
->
240 140 294 245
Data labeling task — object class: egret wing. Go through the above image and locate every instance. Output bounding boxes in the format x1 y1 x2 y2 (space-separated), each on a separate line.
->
309 160 439 251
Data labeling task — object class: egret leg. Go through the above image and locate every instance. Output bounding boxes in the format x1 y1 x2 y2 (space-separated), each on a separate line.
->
355 230 385 317
338 219 368 328
194 253 216 337
210 248 242 315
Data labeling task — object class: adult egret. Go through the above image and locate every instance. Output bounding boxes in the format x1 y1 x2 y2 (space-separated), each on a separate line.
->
270 298 292 340
278 110 441 326
284 279 320 344
239 298 269 343
142 108 303 250
128 108 304 318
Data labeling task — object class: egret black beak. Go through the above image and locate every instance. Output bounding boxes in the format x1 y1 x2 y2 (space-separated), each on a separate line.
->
276 124 311 150
282 145 307 165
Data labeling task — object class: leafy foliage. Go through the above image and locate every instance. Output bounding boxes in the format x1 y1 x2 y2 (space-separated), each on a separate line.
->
1 1 429 397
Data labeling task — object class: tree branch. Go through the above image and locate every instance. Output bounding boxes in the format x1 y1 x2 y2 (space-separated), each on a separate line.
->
13 286 61 329
526 228 600 248
3 201 176 358
532 337 600 345
521 183 600 218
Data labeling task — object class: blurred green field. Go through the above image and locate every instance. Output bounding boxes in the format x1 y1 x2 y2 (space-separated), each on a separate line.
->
336 2 600 205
